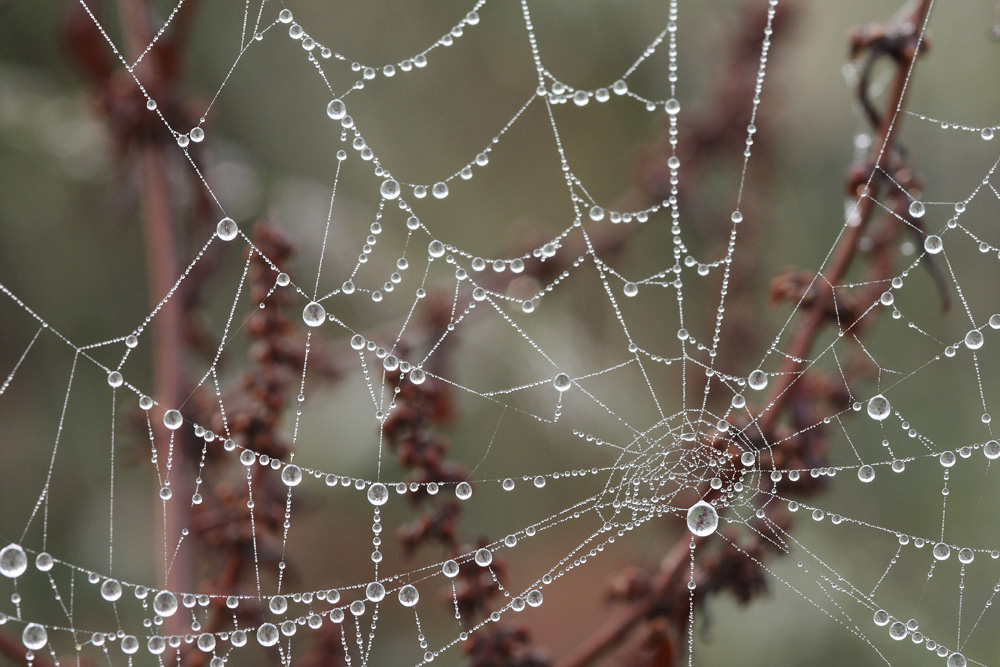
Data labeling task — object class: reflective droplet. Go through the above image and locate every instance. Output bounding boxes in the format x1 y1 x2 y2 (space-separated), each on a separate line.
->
326 99 346 120
350 600 366 616
958 548 974 564
216 217 238 241
984 440 1000 460
428 240 445 258
553 373 571 392
873 609 890 626
197 633 216 653
455 482 472 500
948 653 967 667
281 465 302 487
924 235 943 254
932 543 951 560
526 589 543 607
163 409 183 430
100 579 122 602
0 544 28 578
380 179 400 200
303 302 325 327
665 98 680 115
502 478 515 491
410 368 426 385
857 465 875 483
153 590 178 617
475 548 493 567
398 584 419 607
442 560 459 577
22 623 46 650
747 370 768 391
148 635 166 654
34 552 53 572
741 452 755 467
867 395 891 421
432 182 449 199
908 201 925 218
940 451 956 467
889 621 907 640
686 501 719 536
623 282 638 297
589 206 605 221
257 623 279 647
367 483 389 506
965 330 984 350
365 582 385 602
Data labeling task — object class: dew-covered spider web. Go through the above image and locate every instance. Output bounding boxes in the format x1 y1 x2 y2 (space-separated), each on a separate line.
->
2 0 1000 665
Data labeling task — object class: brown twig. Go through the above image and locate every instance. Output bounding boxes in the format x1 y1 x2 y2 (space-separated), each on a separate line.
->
556 1 934 665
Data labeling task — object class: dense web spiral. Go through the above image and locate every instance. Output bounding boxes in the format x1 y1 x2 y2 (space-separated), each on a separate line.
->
1 1 1000 666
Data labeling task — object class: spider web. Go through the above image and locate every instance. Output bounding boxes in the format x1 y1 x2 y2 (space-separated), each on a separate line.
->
1 0 999 665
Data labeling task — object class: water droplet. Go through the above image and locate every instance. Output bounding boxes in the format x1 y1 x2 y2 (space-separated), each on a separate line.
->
982 128 994 141
148 635 166 654
326 99 346 120
526 589 543 607
365 582 385 602
623 282 638 297
432 182 449 199
889 621 907 640
163 409 183 430
553 373 571 392
740 452 755 466
34 552 53 572
215 217 239 241
398 584 419 607
965 330 984 350
686 501 719 536
281 465 302 487
475 548 493 566
612 80 628 95
22 623 47 650
665 98 680 115
101 579 122 601
908 201 925 218
867 395 891 420
442 560 459 577
747 370 768 391
428 240 445 258
924 235 943 254
0 544 27 578
303 302 325 327
932 543 951 560
455 482 472 500
502 478 515 491
257 623 279 647
533 475 546 488
153 590 178 617
985 440 1000 459
940 451 956 467
380 179 400 200
858 465 875 483
197 633 216 652
367 483 388 506
873 609 890 626
410 368 426 385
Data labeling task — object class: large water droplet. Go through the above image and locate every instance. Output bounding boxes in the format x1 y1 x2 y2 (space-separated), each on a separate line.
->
686 501 719 536
380 179 400 200
455 482 472 500
398 584 419 607
153 590 178 617
908 200 925 218
867 395 891 421
365 582 385 602
857 465 875 483
747 370 768 391
475 548 493 567
0 544 27 578
553 373 571 392
100 579 122 601
281 465 302 487
216 217 239 241
163 409 183 430
302 302 326 327
924 235 943 254
257 623 279 647
367 483 388 506
442 560 459 577
326 99 346 120
22 623 47 650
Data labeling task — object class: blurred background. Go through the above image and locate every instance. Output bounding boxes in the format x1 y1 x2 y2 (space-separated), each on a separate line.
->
1 0 1000 665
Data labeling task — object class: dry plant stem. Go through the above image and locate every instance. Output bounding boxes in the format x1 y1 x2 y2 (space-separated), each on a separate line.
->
119 0 192 638
557 2 932 665
759 0 932 433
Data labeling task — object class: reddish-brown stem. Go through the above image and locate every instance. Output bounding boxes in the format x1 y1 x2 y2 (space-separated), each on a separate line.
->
556 2 933 665
119 0 192 637
758 0 932 434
